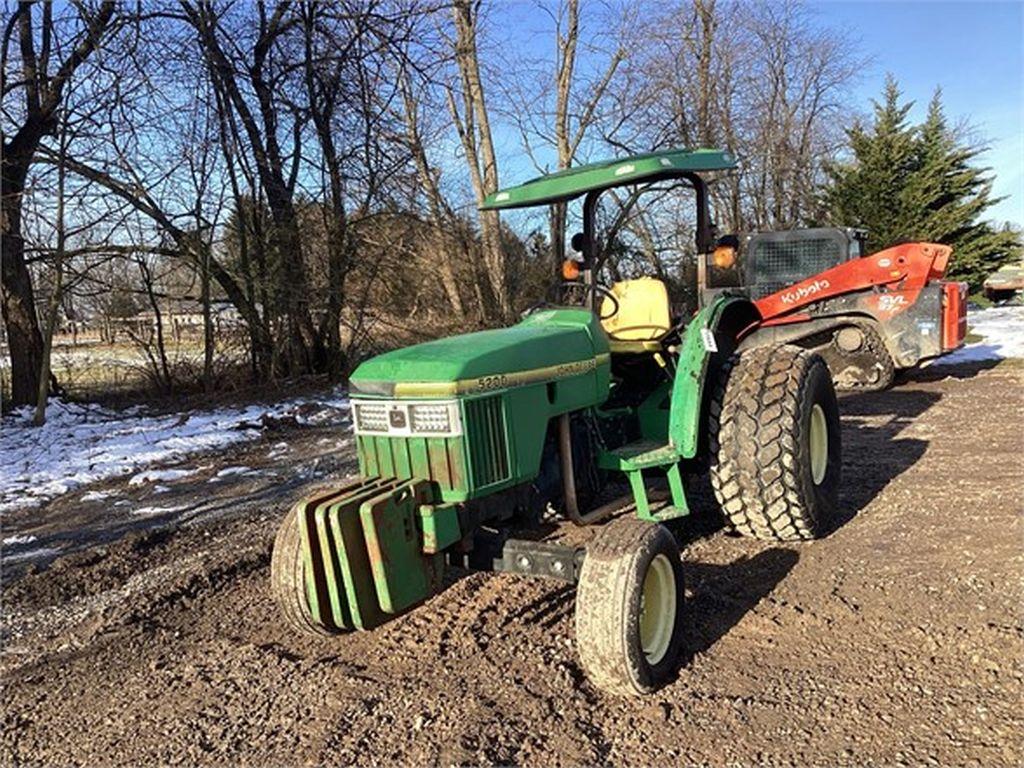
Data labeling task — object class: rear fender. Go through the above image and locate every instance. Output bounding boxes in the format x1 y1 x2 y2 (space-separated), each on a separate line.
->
669 297 760 458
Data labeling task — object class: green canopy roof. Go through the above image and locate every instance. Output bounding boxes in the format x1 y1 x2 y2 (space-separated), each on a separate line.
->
480 148 736 211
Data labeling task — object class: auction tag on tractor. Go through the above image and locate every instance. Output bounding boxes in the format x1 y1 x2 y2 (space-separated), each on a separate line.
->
701 328 718 352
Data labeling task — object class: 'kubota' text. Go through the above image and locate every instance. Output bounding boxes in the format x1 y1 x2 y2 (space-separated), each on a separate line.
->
780 278 830 305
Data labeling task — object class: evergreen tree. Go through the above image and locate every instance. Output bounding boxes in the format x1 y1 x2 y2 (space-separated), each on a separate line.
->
825 76 1021 290
826 75 918 252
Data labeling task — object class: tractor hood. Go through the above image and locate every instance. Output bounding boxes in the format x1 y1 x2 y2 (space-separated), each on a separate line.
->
349 308 610 398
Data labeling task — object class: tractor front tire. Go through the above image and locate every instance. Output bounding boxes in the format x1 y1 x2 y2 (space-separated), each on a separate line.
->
271 506 339 636
575 517 686 696
710 344 841 541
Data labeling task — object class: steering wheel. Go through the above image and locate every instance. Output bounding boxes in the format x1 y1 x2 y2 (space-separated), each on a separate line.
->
526 281 619 320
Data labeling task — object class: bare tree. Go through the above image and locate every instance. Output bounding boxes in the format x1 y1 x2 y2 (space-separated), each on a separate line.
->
1 0 117 406
445 0 507 318
31 106 68 424
626 0 862 234
298 1 417 379
547 0 624 265
399 68 466 318
180 0 321 376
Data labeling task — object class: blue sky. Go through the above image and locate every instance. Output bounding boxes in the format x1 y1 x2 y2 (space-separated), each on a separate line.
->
481 0 1023 230
810 0 1023 227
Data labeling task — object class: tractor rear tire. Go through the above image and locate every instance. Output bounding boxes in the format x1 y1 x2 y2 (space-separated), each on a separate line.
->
271 506 339 636
709 344 841 541
575 517 686 696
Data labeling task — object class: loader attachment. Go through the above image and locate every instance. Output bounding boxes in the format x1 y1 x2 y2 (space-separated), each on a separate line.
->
296 478 448 631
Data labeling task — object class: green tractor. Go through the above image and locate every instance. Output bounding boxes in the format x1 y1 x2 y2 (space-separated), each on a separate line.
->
271 148 842 696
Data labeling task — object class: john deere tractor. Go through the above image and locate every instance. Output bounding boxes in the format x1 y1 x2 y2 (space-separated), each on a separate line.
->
271 148 842 696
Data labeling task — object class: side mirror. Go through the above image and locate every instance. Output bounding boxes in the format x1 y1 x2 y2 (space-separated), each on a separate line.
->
570 232 586 253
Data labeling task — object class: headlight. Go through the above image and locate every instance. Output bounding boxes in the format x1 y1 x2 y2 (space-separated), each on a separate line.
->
353 402 388 433
351 399 461 437
410 403 453 434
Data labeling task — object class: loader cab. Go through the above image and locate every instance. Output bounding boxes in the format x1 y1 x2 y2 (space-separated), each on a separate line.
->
704 226 869 302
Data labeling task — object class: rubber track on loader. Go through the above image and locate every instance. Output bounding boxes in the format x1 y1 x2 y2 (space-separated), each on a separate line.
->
830 323 895 392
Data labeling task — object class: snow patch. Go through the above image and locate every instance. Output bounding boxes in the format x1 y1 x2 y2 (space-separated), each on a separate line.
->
0 389 349 512
130 503 191 517
932 306 1024 366
3 546 61 563
129 468 197 486
209 466 256 481
80 490 113 502
3 534 37 546
266 441 291 459
217 465 252 476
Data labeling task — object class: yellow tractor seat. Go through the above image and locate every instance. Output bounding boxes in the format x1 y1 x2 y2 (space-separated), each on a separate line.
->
600 278 672 353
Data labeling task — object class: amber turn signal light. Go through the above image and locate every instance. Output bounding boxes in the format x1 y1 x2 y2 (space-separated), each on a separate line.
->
561 259 581 280
712 246 737 269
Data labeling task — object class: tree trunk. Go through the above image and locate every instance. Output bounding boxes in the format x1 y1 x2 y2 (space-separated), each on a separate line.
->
1 157 44 407
138 259 172 393
201 244 214 393
33 126 69 425
550 0 578 270
1 0 116 407
400 72 466 318
451 0 507 318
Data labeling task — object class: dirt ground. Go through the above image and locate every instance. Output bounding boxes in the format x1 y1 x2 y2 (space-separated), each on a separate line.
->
2 361 1022 766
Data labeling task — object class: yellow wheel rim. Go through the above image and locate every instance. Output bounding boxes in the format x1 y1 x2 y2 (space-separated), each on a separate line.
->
639 554 676 666
810 403 828 485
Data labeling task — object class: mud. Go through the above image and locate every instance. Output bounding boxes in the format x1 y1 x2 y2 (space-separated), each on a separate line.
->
2 363 1022 766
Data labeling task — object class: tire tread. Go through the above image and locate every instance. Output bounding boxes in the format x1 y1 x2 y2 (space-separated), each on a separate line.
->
270 506 335 636
709 345 835 541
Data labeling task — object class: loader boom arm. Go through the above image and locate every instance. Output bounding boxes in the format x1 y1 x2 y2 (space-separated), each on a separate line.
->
753 242 952 321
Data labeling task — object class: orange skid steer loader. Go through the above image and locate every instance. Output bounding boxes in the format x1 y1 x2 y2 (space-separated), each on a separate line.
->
706 230 967 390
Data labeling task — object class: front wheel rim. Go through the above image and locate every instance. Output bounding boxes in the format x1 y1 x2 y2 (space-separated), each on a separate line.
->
809 403 828 485
639 554 677 666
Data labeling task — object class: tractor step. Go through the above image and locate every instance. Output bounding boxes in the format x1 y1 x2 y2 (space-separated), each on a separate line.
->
598 439 679 471
597 440 691 522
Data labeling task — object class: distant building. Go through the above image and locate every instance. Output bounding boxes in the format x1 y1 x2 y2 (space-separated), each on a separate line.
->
131 300 244 339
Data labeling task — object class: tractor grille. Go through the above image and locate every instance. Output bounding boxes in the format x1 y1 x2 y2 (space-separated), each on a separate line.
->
464 395 510 488
357 395 510 496
746 236 844 299
357 434 466 492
